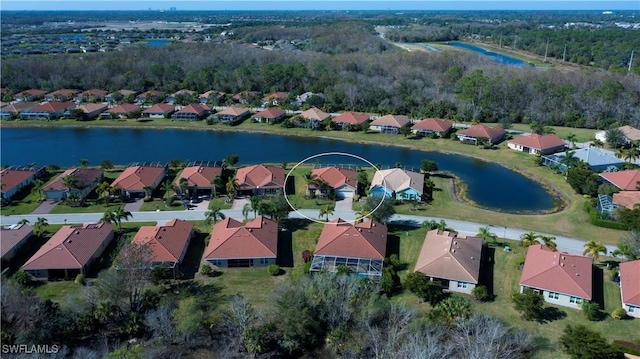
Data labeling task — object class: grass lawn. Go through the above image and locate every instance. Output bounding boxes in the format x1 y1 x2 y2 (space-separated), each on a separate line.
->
208 196 232 210
32 281 81 302
1 190 44 215
510 123 598 143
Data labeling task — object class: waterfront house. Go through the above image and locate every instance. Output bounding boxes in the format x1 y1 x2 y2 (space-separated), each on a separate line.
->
203 216 278 268
595 125 640 145
21 223 114 280
519 244 593 309
411 118 453 137
43 168 104 201
13 89 47 102
508 133 567 155
369 114 411 134
19 101 76 120
299 107 331 129
235 165 286 196
1 224 34 262
107 104 141 119
0 102 39 120
132 219 194 276
310 219 387 280
414 229 484 294
77 89 108 103
369 168 424 201
76 103 109 120
44 89 79 102
0 165 46 202
174 161 223 196
171 103 211 121
111 162 168 198
307 166 358 199
619 259 640 318
332 112 370 130
215 106 250 124
542 147 625 172
142 104 175 118
456 124 506 145
253 108 286 124
599 170 640 191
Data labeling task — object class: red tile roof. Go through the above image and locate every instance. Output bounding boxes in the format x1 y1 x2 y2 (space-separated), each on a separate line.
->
44 168 103 191
1 224 33 259
310 167 357 189
109 104 140 114
175 165 222 188
203 216 278 259
199 90 225 100
218 106 250 116
262 92 289 101
332 112 370 125
109 89 137 97
236 165 285 190
411 118 453 132
415 229 483 283
15 89 47 98
599 170 640 191
175 103 210 115
457 124 506 140
46 89 79 98
78 103 108 114
0 168 41 195
300 107 331 121
132 219 193 263
30 101 76 112
0 102 39 113
111 165 166 191
232 91 258 101
619 125 640 142
620 260 640 306
315 219 387 260
138 90 163 99
80 89 108 97
612 191 640 210
142 104 175 114
370 114 411 128
21 223 114 271
508 133 566 151
520 244 593 299
170 89 195 97
254 108 286 119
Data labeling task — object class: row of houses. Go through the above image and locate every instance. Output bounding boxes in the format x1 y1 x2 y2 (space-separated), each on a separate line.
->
597 169 640 215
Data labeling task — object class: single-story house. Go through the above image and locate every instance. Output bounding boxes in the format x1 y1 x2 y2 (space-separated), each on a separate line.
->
542 147 626 172
235 165 286 196
44 89 79 102
215 106 250 124
0 165 46 202
414 229 484 294
310 219 387 280
1 224 34 262
332 112 370 130
167 90 196 104
106 104 141 119
13 89 47 102
199 90 225 104
295 92 322 106
171 103 211 121
519 244 593 309
203 216 278 268
595 125 640 145
19 101 76 120
307 166 358 199
132 219 194 276
43 168 104 200
111 162 168 198
0 102 39 120
456 124 506 145
75 103 109 119
77 89 108 103
369 115 411 134
136 90 164 104
253 108 286 124
142 104 175 118
231 91 259 104
411 118 453 137
613 191 640 210
261 91 289 106
599 170 640 191
174 161 223 196
21 222 115 280
105 89 138 103
299 107 331 129
507 133 566 155
370 168 424 201
619 259 640 318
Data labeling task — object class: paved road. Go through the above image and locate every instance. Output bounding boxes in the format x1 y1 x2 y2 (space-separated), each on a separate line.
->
0 208 616 256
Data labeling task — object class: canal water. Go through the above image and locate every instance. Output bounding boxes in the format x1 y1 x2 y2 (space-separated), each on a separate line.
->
447 42 525 66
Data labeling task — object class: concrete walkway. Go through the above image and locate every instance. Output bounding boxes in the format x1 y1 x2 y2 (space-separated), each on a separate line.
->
30 200 58 214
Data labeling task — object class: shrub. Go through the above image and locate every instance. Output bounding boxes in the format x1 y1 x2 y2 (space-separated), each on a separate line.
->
11 270 32 286
267 264 281 276
301 250 312 263
302 261 312 275
74 273 86 285
515 255 526 269
611 307 628 320
143 196 153 202
581 300 601 321
200 264 213 276
512 289 544 321
151 265 173 283
472 285 490 302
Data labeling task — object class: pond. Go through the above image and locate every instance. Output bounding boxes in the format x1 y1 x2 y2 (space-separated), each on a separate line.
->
145 40 172 47
0 127 556 213
447 42 525 66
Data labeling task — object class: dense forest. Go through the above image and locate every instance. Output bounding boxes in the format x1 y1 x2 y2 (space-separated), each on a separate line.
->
2 20 639 129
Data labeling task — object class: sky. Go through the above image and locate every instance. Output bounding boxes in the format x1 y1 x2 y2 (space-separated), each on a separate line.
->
1 0 638 11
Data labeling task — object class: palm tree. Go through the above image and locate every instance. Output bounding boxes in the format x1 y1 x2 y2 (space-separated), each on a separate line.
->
205 206 226 225
178 177 189 197
161 181 173 206
476 226 498 245
211 176 223 198
31 178 44 201
520 231 540 248
96 181 111 203
79 159 89 167
249 196 262 218
611 242 637 261
565 133 577 149
114 207 133 231
538 235 557 251
226 177 239 201
143 185 153 198
583 240 607 262
33 217 49 237
242 203 251 220
17 218 30 225
100 210 117 227
318 204 335 221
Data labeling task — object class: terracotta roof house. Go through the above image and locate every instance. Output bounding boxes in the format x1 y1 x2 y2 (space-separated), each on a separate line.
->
414 229 484 294
19 101 76 120
231 91 259 104
0 102 39 120
308 166 358 199
0 165 46 202
174 161 223 196
595 125 640 145
111 162 168 197
43 168 104 201
310 219 388 280
1 224 34 262
107 104 141 119
261 91 289 106
370 168 424 201
619 259 640 318
542 147 625 172
21 223 115 280
136 90 164 104
456 124 506 145
507 133 566 155
77 89 108 102
132 219 194 275
199 90 226 104
14 89 47 101
299 107 331 129
332 112 370 130
215 106 250 124
235 165 286 196
253 108 286 124
76 103 109 119
167 90 196 104
369 115 411 134
171 103 211 121
519 244 593 309
105 89 138 103
599 170 640 191
203 216 278 268
613 191 640 210
44 89 79 102
142 104 175 118
411 118 453 137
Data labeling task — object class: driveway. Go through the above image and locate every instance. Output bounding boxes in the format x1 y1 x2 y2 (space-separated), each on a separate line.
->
334 198 354 212
231 197 249 210
124 198 144 212
30 200 58 214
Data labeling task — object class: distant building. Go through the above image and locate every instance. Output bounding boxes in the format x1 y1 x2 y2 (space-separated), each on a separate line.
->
1 224 34 262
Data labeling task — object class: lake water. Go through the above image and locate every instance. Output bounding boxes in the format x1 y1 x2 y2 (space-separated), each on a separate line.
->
146 40 171 47
447 42 525 66
0 127 555 213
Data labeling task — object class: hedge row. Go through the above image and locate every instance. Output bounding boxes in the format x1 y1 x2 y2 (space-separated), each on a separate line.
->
612 340 640 356
583 201 629 230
